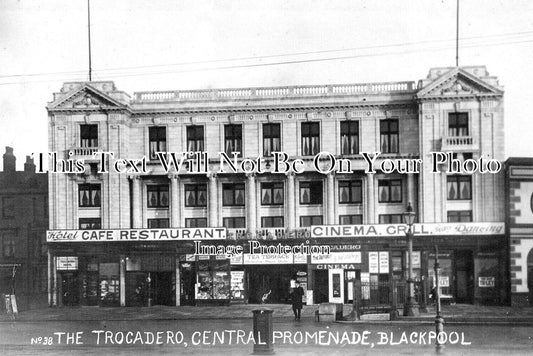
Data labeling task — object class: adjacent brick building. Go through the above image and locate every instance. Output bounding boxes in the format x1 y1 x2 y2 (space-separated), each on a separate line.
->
0 147 48 310
506 158 533 306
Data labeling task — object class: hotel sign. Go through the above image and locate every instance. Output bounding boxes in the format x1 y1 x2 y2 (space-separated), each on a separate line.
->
47 228 227 242
311 222 505 238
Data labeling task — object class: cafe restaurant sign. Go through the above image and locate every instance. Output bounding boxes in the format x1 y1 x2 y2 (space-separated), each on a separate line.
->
47 228 227 242
311 222 505 238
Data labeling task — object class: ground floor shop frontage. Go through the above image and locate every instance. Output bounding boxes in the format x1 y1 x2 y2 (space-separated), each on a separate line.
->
47 223 508 307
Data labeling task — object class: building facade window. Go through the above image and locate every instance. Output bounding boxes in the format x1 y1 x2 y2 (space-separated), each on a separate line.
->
340 121 359 155
187 125 204 152
224 124 242 155
223 217 246 228
2 234 16 257
339 215 363 225
378 214 403 224
79 218 101 229
339 180 362 204
448 112 469 136
378 179 402 203
2 197 14 218
300 215 323 227
380 119 399 153
263 123 281 156
261 182 284 205
79 184 101 207
300 181 323 204
223 183 245 206
184 184 207 207
148 126 167 160
80 124 98 148
261 216 284 228
301 122 320 156
147 185 169 208
447 210 473 222
147 218 169 228
185 218 207 228
447 175 472 200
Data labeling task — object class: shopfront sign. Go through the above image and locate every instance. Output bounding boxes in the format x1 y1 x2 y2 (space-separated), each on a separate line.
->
311 252 361 264
47 228 227 242
315 264 358 270
311 222 505 238
379 251 389 273
56 256 78 270
242 253 293 265
478 276 495 287
439 276 449 287
369 252 379 273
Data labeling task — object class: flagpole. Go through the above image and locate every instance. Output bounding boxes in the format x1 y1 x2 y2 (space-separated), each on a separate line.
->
88 0 92 81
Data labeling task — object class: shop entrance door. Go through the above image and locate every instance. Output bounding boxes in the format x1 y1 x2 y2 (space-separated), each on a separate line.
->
328 269 344 303
313 269 329 304
61 272 80 306
152 272 172 306
344 270 360 303
455 251 474 303
180 262 196 306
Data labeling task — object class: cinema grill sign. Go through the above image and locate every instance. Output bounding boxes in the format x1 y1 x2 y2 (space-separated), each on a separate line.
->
311 222 505 238
47 228 227 242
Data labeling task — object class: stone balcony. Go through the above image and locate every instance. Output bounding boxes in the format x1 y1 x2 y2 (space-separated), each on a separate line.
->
440 136 479 152
67 147 100 160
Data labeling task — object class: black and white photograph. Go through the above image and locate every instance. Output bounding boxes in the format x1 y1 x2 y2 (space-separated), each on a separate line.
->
1 0 533 355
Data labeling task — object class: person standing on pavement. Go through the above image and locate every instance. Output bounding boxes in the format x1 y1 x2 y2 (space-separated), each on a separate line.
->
290 281 304 321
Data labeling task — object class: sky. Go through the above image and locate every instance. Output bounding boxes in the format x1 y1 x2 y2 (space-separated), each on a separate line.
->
1 0 532 169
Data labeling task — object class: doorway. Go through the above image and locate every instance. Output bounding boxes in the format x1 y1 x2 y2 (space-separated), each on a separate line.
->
344 270 360 303
455 250 474 303
61 272 80 306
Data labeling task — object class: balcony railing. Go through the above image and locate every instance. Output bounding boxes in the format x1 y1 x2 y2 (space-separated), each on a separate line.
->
69 147 100 157
441 136 478 151
132 81 417 103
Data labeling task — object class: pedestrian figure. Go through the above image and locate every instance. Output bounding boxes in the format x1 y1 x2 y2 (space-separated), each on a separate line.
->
290 282 304 321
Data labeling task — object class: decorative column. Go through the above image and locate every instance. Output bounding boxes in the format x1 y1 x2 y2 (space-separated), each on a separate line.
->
326 173 335 224
52 255 58 307
208 173 218 226
169 174 180 227
366 173 375 224
119 255 126 307
47 250 53 307
175 257 181 306
246 173 257 234
286 172 296 230
407 173 415 211
129 175 142 228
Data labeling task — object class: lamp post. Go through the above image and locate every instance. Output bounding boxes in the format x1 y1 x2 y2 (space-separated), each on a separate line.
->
434 245 444 353
402 202 419 316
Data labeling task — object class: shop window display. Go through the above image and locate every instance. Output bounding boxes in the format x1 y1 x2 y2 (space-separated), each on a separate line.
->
196 259 230 303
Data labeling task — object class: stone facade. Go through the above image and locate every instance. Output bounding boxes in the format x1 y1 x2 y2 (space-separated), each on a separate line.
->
46 66 508 307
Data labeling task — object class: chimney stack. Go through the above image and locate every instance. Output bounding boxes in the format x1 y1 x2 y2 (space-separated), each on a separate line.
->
3 146 16 173
24 155 36 173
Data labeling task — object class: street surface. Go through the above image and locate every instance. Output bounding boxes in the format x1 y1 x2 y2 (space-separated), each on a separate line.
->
1 318 532 355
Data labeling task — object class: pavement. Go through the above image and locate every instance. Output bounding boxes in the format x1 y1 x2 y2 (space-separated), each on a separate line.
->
2 303 533 324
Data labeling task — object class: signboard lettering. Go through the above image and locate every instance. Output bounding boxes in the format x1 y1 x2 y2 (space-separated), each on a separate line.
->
47 228 227 242
311 222 505 238
479 276 495 287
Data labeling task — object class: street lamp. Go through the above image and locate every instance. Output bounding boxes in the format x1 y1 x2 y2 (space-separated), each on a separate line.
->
402 202 420 316
434 245 445 353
